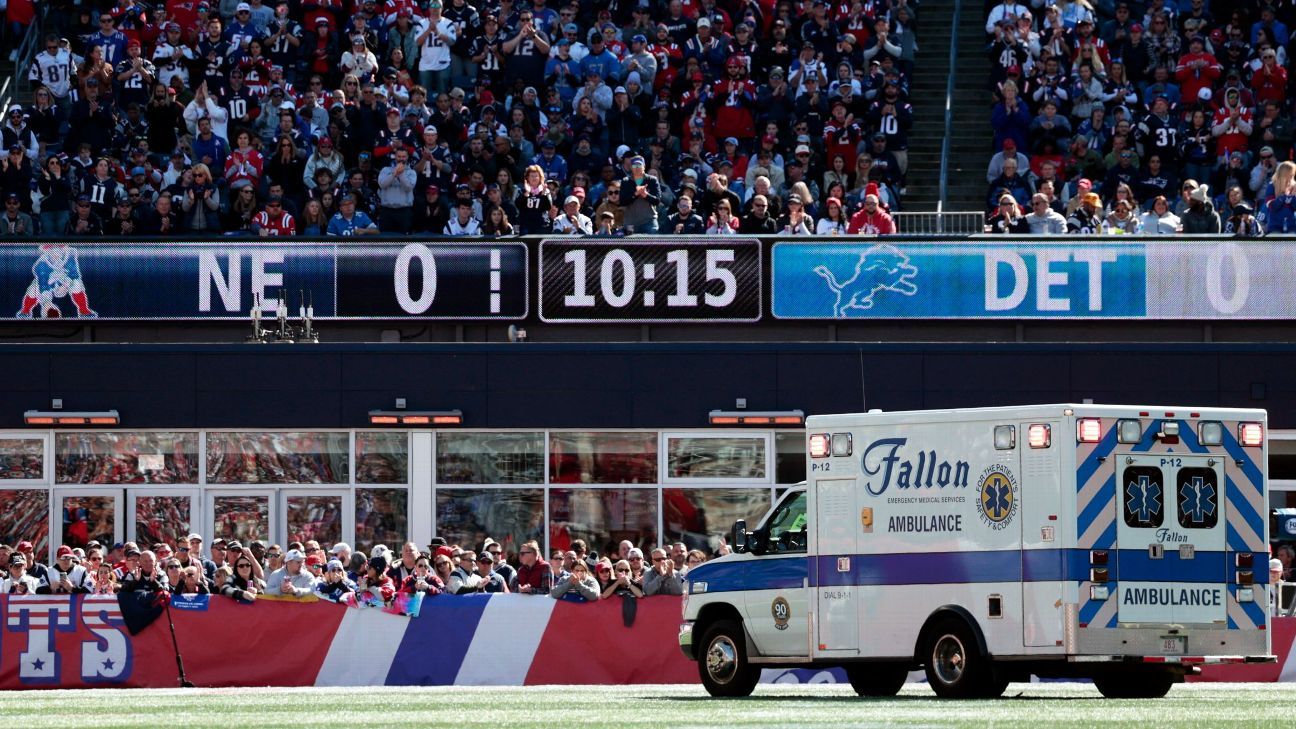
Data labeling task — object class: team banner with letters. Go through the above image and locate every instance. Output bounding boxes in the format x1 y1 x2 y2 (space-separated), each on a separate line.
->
0 242 528 320
770 240 1296 320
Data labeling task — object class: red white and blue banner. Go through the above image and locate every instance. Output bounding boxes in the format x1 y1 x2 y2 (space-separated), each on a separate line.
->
0 593 1290 689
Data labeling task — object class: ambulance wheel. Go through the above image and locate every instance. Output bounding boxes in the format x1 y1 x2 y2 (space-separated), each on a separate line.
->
698 620 759 697
1093 670 1175 699
922 618 998 699
845 663 908 697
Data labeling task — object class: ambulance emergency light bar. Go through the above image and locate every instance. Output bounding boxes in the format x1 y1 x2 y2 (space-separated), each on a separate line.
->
708 410 804 427
368 410 463 426
24 410 120 426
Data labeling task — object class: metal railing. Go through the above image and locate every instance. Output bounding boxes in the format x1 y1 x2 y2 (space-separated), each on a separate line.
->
11 4 46 100
892 211 984 235
936 0 963 220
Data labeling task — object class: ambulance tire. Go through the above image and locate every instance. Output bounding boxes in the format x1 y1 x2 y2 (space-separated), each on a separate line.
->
922 618 999 699
1093 670 1175 699
698 620 759 697
845 663 908 697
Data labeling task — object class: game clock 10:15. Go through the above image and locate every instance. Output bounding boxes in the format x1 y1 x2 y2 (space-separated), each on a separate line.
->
539 239 763 323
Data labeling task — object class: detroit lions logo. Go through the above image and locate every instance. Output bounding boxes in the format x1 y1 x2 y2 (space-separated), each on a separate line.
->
813 245 918 317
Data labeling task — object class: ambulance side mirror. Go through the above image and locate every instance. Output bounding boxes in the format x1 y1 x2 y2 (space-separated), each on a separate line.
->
732 520 748 553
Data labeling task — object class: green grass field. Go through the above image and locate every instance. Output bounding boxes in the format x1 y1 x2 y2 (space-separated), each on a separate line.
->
1 683 1293 728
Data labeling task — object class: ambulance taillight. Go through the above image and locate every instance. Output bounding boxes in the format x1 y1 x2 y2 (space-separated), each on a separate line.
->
1028 424 1051 448
1239 422 1264 447
1077 418 1102 443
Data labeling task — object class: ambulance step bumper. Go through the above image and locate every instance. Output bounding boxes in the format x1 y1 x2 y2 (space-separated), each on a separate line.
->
1068 654 1276 665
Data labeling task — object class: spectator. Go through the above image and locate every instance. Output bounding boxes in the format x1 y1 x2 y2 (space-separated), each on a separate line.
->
848 194 895 234
473 552 509 593
549 559 599 601
265 548 316 597
0 193 34 236
511 540 552 595
120 550 167 593
1181 183 1221 233
779 193 814 234
397 556 443 597
175 566 211 595
600 559 643 599
2 554 39 594
446 550 482 594
1102 198 1142 234
316 560 358 601
1025 194 1067 233
1225 202 1263 236
1140 196 1181 234
328 193 380 235
357 555 398 605
988 194 1030 233
46 546 91 593
706 199 740 234
1068 192 1104 233
482 540 515 586
643 548 683 596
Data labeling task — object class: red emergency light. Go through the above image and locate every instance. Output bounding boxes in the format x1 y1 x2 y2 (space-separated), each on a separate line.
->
1239 422 1264 447
708 410 804 427
1076 418 1102 443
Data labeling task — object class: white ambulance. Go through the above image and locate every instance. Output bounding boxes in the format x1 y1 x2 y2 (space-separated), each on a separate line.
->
679 405 1275 698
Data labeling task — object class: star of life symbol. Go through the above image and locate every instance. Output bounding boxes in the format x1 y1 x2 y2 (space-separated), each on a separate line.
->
1179 476 1216 524
1127 474 1162 523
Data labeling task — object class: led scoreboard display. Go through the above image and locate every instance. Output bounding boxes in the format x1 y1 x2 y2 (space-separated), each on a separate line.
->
538 238 763 323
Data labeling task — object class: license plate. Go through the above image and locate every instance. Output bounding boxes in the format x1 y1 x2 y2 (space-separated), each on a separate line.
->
1160 636 1186 655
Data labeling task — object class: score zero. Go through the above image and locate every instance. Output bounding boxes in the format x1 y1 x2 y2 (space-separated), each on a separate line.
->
563 248 737 308
394 244 504 314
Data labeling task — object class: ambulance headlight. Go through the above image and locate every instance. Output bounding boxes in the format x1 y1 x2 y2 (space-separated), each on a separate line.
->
1117 419 1143 444
691 581 707 594
1198 421 1223 446
1160 421 1180 438
1090 585 1109 601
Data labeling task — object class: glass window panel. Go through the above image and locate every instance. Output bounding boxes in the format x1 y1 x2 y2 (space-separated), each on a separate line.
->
62 495 116 551
356 432 408 484
435 488 543 561
667 436 767 479
549 487 658 556
212 495 269 544
663 487 773 552
549 433 657 484
775 431 807 484
0 490 49 555
286 495 343 549
0 439 44 480
437 432 545 484
206 432 349 484
134 496 191 549
56 433 198 484
355 488 408 555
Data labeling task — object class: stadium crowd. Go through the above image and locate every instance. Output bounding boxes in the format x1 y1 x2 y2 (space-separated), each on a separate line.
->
0 534 717 604
5 0 923 238
984 0 1296 235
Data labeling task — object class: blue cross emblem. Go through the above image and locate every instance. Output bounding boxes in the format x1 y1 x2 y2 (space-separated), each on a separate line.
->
1127 474 1162 523
1180 476 1216 524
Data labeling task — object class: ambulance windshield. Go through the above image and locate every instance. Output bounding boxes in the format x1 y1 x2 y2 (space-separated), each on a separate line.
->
765 490 807 552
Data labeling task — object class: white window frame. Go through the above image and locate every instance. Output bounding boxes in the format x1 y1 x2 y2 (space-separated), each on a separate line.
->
660 431 774 485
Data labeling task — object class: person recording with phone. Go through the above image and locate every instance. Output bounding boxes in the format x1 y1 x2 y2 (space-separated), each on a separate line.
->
264 549 317 597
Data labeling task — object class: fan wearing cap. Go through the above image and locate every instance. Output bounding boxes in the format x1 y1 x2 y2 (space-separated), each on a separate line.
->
1066 190 1103 234
553 191 594 234
1 553 39 595
120 549 168 593
1225 200 1264 237
113 38 157 110
46 545 92 594
264 548 318 597
619 155 662 234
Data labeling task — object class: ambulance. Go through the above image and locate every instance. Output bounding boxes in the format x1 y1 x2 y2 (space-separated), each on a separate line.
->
679 405 1275 698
